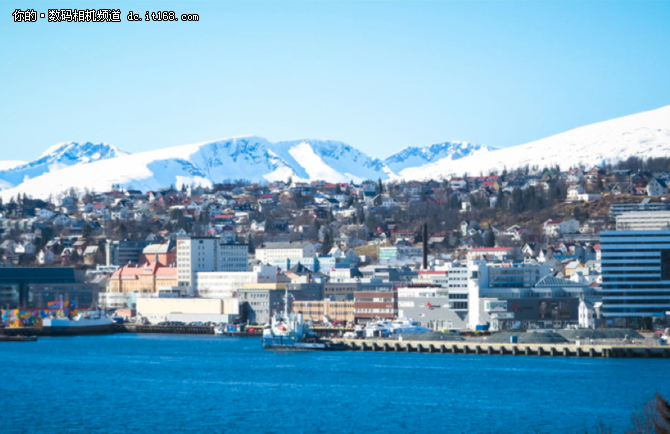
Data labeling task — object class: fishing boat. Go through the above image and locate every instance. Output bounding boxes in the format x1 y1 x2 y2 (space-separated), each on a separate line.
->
262 289 344 351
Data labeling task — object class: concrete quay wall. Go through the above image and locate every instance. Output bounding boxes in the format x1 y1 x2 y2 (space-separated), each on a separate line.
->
334 339 670 358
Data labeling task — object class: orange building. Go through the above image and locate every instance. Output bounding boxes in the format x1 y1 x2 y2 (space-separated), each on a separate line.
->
109 263 177 294
138 242 177 267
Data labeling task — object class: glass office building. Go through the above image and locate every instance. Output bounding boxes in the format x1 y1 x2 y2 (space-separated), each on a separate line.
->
600 230 670 328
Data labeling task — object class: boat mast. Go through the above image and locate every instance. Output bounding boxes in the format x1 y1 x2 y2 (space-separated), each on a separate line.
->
283 286 289 317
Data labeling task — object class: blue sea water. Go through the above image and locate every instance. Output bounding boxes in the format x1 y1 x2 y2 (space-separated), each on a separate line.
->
0 334 668 434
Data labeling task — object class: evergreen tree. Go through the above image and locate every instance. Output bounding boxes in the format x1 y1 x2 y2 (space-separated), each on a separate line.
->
495 188 505 209
321 229 333 254
82 222 92 240
511 188 524 213
484 227 495 247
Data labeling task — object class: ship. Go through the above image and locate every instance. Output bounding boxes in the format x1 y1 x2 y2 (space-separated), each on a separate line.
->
262 289 344 351
41 310 114 336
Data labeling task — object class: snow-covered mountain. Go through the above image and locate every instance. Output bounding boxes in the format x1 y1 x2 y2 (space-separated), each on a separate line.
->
1 105 668 199
0 136 389 200
397 105 670 180
383 141 496 175
0 161 27 172
0 142 127 191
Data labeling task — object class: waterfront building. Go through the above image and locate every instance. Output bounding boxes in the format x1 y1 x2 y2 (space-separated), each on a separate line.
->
578 298 602 329
108 263 177 294
239 282 324 325
615 211 670 231
469 274 599 331
293 300 354 323
467 261 552 329
397 285 467 330
600 229 670 328
0 267 85 308
136 297 239 324
435 261 469 293
195 264 277 299
25 282 102 310
353 289 397 324
176 237 249 294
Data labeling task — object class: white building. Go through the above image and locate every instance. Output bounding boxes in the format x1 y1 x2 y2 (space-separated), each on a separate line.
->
177 237 249 294
543 219 580 237
578 299 601 329
196 264 277 299
615 211 670 231
255 241 316 264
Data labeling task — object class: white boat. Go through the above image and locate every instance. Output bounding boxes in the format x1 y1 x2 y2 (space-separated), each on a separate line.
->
42 311 114 336
262 289 343 351
390 318 433 334
363 319 395 338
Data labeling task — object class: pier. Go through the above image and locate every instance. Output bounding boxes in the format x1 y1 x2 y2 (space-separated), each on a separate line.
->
332 339 670 358
2 324 263 337
118 324 263 336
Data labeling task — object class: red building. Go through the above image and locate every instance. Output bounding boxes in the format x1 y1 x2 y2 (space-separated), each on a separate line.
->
353 290 398 323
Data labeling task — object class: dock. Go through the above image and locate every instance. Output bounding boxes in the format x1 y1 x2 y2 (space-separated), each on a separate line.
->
117 324 263 337
332 339 670 358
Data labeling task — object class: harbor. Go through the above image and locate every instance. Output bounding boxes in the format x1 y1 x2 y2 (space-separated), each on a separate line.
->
1 333 668 434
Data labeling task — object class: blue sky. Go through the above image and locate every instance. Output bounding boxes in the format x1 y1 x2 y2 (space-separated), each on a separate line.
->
1 0 669 162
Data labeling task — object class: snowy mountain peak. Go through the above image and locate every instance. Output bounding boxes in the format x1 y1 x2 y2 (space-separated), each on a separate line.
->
383 141 496 175
38 141 128 162
1 105 668 199
0 142 129 191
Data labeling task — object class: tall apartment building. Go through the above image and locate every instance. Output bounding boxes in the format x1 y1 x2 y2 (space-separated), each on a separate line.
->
600 230 670 328
176 237 249 293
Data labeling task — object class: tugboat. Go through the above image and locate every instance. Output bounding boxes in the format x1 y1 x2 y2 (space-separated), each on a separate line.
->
262 289 344 351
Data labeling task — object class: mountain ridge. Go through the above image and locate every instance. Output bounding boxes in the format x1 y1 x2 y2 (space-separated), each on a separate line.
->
1 105 668 199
